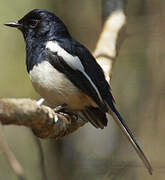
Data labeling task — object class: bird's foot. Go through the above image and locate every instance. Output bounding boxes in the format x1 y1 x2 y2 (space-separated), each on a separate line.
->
58 111 78 124
53 104 67 113
53 104 78 124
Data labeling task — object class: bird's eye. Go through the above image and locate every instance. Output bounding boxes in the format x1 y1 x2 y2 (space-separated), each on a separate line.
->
29 19 39 28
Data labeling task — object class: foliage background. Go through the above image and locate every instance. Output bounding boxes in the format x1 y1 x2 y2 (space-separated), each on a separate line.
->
0 0 164 179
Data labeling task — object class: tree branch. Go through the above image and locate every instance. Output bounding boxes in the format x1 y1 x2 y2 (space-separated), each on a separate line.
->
94 0 126 82
0 99 85 138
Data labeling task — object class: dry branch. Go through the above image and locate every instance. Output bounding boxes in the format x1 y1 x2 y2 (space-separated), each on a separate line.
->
0 99 85 138
94 9 126 82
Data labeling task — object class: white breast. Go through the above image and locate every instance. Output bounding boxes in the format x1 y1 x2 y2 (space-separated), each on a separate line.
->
29 61 96 110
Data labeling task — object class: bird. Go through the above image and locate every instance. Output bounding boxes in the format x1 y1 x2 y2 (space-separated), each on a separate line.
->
5 9 152 174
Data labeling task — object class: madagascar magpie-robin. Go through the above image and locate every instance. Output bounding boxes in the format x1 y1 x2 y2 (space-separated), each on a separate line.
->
5 9 152 174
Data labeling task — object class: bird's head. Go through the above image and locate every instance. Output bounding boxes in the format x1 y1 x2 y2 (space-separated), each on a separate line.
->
5 9 71 42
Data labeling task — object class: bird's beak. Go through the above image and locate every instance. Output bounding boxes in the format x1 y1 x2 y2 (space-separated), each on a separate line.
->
4 21 22 28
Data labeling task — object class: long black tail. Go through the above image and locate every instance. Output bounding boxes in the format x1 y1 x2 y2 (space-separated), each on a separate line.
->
107 102 153 175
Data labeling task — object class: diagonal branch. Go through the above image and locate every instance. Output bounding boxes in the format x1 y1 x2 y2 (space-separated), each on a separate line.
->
94 0 126 82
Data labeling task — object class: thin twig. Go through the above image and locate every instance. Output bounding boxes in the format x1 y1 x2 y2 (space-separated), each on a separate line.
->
33 136 47 180
0 125 26 180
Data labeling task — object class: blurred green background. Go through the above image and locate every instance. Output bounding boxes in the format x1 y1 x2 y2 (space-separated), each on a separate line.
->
0 0 164 179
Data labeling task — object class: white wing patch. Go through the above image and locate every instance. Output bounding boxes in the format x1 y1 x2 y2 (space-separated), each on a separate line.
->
46 41 84 71
46 41 103 101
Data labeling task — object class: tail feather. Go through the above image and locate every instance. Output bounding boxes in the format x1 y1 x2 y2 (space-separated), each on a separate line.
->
107 103 153 175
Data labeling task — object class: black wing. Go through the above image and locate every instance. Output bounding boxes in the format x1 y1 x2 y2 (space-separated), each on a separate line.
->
56 38 115 108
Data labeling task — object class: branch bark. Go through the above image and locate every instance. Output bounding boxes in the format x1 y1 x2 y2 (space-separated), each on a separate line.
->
0 2 126 139
94 7 126 82
0 99 85 138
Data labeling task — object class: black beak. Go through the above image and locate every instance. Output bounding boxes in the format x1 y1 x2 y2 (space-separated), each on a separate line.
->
4 21 22 28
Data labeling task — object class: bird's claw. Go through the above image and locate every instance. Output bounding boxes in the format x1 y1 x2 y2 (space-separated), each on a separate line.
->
53 104 78 124
53 104 67 113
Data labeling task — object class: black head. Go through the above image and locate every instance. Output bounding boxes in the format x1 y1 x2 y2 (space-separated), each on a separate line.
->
5 9 71 42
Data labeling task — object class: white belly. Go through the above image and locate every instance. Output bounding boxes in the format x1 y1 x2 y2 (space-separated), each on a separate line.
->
29 61 96 110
